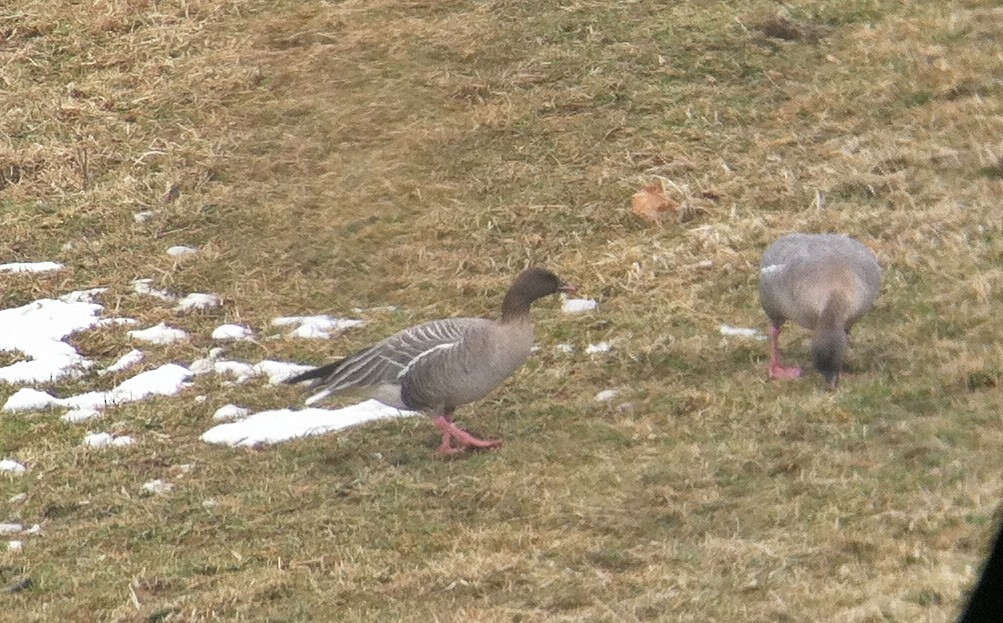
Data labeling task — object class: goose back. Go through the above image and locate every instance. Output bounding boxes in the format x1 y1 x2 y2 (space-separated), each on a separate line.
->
760 233 882 330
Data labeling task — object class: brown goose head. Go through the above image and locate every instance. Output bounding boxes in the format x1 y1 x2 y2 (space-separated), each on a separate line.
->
501 267 577 321
811 328 848 390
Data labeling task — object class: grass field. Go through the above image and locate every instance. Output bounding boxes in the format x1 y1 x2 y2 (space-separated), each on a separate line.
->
1 0 1001 620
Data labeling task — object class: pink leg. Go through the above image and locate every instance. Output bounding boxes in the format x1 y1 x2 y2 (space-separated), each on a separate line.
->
768 326 802 380
431 415 502 455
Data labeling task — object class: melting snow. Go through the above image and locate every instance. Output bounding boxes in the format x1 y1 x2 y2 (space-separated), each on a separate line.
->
555 343 575 353
166 245 197 257
562 297 599 314
0 460 26 474
177 293 221 312
100 349 144 375
272 315 364 339
3 363 193 413
0 262 64 273
594 389 620 402
61 408 102 423
7 540 22 552
213 404 251 421
0 523 22 535
586 342 613 354
212 324 253 341
141 479 173 495
127 323 189 344
720 324 766 340
0 297 105 383
201 400 417 447
83 432 135 448
132 279 176 302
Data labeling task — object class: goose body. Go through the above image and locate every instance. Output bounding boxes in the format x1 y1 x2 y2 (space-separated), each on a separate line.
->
287 268 575 454
759 233 882 389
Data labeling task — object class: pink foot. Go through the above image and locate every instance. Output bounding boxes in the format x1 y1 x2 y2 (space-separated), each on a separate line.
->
432 415 502 455
768 364 803 380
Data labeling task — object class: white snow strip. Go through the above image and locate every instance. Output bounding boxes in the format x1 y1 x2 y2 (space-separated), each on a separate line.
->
177 293 221 312
100 349 144 375
0 523 22 535
84 432 133 448
212 361 257 384
720 324 766 340
127 322 189 344
212 324 253 341
562 297 599 314
131 278 177 301
166 245 197 257
255 360 313 385
585 342 613 354
59 288 107 304
141 479 173 495
0 460 26 474
0 296 106 383
4 363 192 413
272 315 364 339
0 261 63 273
201 400 417 447
213 404 251 421
555 343 575 353
594 389 620 402
61 408 102 423
7 540 22 552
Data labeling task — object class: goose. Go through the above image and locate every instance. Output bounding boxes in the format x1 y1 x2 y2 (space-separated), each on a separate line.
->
286 267 577 454
759 233 882 389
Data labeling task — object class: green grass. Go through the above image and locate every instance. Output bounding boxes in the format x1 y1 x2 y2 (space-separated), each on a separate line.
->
0 0 1001 621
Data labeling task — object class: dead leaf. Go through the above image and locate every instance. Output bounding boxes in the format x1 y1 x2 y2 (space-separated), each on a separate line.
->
631 181 679 224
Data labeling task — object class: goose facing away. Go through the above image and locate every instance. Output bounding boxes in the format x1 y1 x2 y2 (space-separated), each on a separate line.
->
759 233 882 389
286 268 577 454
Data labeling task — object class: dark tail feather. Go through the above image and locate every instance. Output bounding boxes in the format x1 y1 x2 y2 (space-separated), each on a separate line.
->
285 359 344 385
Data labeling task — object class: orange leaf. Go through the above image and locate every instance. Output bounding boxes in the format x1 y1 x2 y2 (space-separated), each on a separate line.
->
631 181 679 224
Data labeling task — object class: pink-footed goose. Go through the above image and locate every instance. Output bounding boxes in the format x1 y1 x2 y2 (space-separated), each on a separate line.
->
286 268 577 454
759 233 882 389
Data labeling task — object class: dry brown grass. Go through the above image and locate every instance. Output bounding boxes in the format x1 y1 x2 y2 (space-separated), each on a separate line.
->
1 0 1001 621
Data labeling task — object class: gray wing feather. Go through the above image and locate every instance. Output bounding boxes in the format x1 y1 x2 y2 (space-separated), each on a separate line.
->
308 318 475 394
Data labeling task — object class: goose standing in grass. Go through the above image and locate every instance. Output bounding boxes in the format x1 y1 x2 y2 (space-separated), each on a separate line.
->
286 268 577 454
759 233 882 389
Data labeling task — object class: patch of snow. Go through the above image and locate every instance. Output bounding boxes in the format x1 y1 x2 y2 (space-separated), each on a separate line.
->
132 278 176 302
272 315 364 339
719 324 766 339
8 364 192 414
112 436 135 447
212 324 253 341
166 245 197 257
0 296 106 384
562 297 599 314
585 342 613 354
99 349 144 375
59 288 107 304
0 261 63 273
213 404 251 421
212 361 257 384
7 540 23 551
177 293 221 312
134 210 154 223
61 408 102 423
254 360 313 385
8 493 27 504
141 479 173 495
23 524 41 535
83 432 114 448
127 322 189 344
594 389 620 402
201 400 417 447
0 523 22 535
0 460 25 474
555 343 575 353
3 388 61 412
